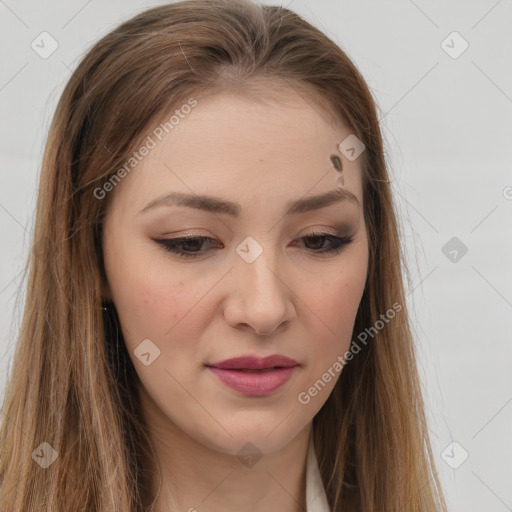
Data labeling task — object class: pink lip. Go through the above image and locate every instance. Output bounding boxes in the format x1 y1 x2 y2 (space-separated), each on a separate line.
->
205 355 299 396
208 355 298 370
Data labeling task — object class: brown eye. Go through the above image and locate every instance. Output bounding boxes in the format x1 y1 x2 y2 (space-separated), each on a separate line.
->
154 236 221 258
298 231 354 255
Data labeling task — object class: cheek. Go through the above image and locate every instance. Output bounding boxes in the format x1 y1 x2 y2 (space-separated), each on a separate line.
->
295 275 366 409
104 238 194 349
299 245 368 372
306 274 365 346
307 246 367 338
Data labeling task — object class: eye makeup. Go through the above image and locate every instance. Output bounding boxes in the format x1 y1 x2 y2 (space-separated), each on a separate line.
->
153 230 355 259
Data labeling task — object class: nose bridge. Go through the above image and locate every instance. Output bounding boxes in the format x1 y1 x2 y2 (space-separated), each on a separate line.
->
225 234 294 334
234 233 282 288
236 236 282 300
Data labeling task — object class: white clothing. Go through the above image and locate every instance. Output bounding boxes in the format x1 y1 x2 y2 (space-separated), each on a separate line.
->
305 428 331 512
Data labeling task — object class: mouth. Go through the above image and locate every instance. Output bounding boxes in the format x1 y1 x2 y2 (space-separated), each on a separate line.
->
217 367 290 373
205 355 299 396
206 354 299 371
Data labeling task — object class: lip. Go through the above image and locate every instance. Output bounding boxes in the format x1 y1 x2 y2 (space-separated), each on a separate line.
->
207 355 298 370
205 355 299 396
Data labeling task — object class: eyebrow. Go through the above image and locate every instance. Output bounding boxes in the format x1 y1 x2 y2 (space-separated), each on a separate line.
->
138 188 360 217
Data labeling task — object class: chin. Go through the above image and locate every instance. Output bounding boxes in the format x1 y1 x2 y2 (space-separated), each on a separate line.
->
184 414 310 457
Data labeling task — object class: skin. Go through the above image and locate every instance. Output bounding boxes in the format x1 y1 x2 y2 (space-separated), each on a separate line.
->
102 87 369 512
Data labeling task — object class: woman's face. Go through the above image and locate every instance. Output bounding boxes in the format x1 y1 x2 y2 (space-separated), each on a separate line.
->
102 88 369 456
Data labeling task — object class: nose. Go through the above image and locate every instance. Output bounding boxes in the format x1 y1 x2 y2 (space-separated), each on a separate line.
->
223 246 296 336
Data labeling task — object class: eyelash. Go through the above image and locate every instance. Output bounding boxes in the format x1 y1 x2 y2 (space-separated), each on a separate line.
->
153 231 354 258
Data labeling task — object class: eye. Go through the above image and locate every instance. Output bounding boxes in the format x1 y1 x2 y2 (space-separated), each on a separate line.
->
298 231 354 255
153 231 354 258
154 235 221 258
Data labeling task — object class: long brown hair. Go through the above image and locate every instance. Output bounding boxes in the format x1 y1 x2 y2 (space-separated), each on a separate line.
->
0 0 448 510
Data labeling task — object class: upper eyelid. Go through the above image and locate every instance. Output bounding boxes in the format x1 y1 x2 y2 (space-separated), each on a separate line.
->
155 231 353 248
154 232 354 253
160 222 354 237
160 230 346 240
154 231 357 260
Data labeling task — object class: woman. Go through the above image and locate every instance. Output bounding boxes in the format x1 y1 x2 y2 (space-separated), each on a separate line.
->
0 0 448 510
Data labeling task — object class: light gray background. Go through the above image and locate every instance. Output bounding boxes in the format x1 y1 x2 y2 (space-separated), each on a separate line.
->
1 1 511 510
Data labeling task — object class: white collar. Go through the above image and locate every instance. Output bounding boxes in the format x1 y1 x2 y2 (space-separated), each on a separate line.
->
305 428 331 512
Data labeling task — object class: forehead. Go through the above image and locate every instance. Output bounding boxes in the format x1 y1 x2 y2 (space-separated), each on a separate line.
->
146 90 358 170
109 88 365 215
164 89 345 150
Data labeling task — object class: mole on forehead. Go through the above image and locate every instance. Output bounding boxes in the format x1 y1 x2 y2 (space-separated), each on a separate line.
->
330 155 342 171
330 153 345 188
330 141 391 189
330 135 365 188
